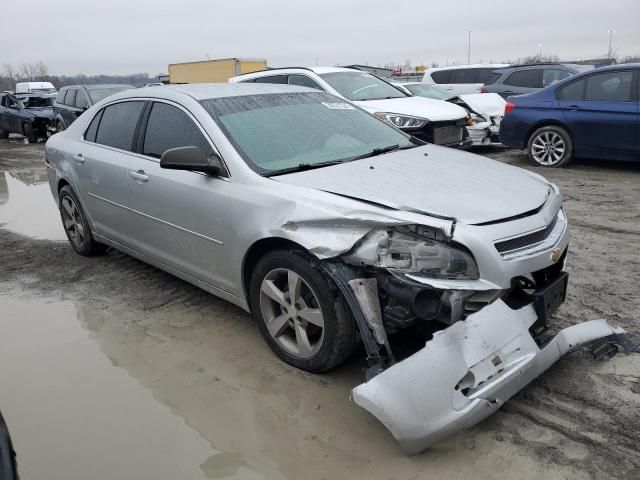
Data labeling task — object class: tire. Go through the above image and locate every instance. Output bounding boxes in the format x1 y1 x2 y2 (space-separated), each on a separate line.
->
22 123 37 143
0 127 8 139
58 185 106 256
249 250 358 373
527 125 573 167
56 121 66 133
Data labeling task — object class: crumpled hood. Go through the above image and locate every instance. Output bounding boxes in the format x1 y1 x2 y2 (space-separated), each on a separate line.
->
23 108 54 121
356 96 467 122
275 145 551 225
454 93 506 118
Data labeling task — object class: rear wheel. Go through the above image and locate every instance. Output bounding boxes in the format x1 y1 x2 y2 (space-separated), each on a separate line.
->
527 126 573 167
22 123 36 143
249 250 358 373
58 185 106 256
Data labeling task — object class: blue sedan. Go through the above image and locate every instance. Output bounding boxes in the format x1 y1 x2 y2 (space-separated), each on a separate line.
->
499 64 639 167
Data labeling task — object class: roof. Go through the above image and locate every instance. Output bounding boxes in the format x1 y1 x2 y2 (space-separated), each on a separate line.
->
131 83 316 101
61 84 134 90
428 64 510 71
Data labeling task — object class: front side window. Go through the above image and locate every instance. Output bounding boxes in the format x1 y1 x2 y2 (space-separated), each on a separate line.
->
87 86 132 104
94 101 145 151
56 90 68 104
288 74 323 90
542 69 573 87
75 91 89 109
320 71 406 101
65 89 77 107
584 71 634 102
504 69 540 88
201 92 414 175
143 102 212 158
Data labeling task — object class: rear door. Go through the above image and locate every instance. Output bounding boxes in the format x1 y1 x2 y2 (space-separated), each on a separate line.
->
499 69 540 98
75 100 146 245
558 69 637 153
123 100 231 288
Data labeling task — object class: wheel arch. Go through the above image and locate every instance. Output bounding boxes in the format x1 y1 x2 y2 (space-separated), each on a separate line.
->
242 237 312 309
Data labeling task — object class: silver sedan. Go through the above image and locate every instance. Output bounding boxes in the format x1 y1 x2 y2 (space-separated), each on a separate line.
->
45 83 622 453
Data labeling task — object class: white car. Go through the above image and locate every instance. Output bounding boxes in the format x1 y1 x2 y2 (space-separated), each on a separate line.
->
396 82 506 146
14 81 57 95
230 67 472 148
422 64 510 96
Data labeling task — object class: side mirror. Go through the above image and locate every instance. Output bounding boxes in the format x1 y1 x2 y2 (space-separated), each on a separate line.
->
160 146 222 175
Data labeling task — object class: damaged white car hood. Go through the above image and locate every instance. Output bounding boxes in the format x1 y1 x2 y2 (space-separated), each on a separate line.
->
275 145 551 225
455 93 506 118
356 96 468 122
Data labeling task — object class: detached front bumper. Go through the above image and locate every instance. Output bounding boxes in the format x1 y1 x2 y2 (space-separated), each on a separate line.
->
352 299 624 455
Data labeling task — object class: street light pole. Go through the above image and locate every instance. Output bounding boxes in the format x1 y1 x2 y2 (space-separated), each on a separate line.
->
467 30 471 64
538 44 543 60
607 30 615 58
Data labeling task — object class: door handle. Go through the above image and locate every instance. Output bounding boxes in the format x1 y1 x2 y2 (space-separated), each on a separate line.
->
72 153 85 164
129 170 149 183
567 105 582 111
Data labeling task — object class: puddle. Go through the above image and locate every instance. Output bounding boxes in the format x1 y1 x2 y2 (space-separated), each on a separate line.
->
0 293 583 480
0 171 67 241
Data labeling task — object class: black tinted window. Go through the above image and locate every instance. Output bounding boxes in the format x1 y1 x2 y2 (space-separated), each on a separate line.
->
542 69 573 87
253 75 287 84
450 69 477 84
558 79 585 100
585 71 634 102
504 69 540 88
65 89 77 106
288 74 323 90
84 110 103 142
95 101 145 151
430 70 451 84
143 102 212 158
478 68 501 84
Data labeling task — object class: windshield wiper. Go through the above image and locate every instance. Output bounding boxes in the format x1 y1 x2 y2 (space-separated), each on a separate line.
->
264 160 345 177
349 143 416 161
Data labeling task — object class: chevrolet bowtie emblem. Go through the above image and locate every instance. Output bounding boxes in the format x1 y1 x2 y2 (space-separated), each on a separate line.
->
550 247 562 263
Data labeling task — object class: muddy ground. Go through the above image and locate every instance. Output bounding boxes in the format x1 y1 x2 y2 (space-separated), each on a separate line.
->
0 139 638 479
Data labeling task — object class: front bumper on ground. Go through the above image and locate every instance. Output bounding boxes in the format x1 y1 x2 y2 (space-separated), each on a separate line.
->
352 299 624 455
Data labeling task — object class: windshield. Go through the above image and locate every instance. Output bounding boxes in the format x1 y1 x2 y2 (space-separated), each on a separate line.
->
403 83 451 100
21 96 55 108
320 71 407 101
88 86 132 103
201 92 414 175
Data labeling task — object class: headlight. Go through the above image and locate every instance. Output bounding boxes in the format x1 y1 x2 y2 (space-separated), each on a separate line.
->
374 112 427 130
350 226 479 280
466 114 485 126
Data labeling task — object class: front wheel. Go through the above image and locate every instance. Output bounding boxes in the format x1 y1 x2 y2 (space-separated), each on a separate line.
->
58 185 106 256
250 250 358 373
56 121 66 133
527 126 573 167
23 123 37 143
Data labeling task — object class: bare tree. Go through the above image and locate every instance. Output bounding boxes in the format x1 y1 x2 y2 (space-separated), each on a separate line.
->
34 61 49 81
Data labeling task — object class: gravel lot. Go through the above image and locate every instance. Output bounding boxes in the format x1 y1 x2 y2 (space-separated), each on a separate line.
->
0 139 638 480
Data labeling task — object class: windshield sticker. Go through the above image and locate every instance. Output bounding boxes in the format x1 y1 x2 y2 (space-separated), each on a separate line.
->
321 102 355 110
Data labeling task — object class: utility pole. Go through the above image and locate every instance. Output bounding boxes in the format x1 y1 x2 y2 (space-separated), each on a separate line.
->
467 30 471 64
538 44 543 60
607 30 615 58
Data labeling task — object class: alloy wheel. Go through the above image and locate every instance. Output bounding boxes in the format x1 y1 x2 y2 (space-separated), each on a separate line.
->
259 268 325 359
60 196 85 249
531 131 565 165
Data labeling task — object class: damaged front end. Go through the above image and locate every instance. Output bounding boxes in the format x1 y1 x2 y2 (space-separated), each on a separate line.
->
320 218 630 454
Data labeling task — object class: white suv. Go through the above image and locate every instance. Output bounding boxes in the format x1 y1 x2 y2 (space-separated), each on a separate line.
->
422 64 510 96
230 67 471 147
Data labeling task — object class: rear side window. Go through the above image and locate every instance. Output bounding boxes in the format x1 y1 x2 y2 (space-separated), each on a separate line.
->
429 70 451 84
542 69 573 87
253 75 287 84
585 71 634 102
450 69 477 84
478 68 501 84
65 89 77 107
94 101 145 151
504 69 540 88
288 74 323 90
84 110 103 142
558 79 586 101
143 102 212 158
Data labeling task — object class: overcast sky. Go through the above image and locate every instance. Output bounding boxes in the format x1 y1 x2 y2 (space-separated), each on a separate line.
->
1 0 637 76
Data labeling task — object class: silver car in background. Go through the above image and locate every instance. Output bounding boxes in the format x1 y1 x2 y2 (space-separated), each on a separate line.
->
44 84 622 453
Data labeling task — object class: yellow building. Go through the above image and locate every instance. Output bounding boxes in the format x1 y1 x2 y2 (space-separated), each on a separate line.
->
168 58 267 84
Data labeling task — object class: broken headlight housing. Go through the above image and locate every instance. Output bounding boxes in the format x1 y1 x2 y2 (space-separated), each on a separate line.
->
351 226 479 280
374 112 427 130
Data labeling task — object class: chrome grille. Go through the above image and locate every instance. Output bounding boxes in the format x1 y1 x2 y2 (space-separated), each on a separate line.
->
495 215 559 254
433 125 463 145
